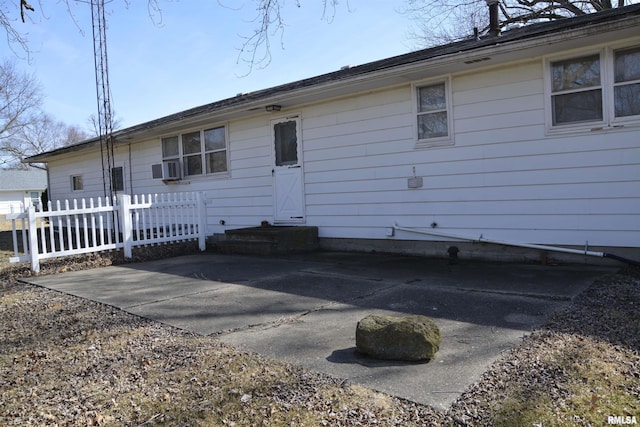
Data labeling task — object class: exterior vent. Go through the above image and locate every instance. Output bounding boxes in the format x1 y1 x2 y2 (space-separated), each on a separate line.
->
464 57 491 64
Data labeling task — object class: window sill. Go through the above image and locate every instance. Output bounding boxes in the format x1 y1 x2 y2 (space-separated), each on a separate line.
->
182 172 231 182
545 120 640 137
415 138 455 150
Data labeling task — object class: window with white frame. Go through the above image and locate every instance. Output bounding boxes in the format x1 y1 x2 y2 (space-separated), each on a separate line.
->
71 175 83 191
415 80 452 146
548 44 640 129
161 125 228 177
550 54 603 125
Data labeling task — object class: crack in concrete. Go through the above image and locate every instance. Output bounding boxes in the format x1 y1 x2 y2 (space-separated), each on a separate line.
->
122 281 238 309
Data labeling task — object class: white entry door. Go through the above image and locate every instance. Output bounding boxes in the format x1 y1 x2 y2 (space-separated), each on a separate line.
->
272 116 305 223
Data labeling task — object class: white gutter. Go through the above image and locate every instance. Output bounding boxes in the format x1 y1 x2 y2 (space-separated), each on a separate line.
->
392 223 606 258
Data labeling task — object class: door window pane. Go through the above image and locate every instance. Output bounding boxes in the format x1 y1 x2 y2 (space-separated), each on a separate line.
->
274 121 298 166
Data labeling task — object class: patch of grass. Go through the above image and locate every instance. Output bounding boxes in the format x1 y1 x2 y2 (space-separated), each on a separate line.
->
492 389 556 427
491 332 640 426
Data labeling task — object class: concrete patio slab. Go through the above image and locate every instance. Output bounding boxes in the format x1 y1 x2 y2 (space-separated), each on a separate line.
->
21 252 612 410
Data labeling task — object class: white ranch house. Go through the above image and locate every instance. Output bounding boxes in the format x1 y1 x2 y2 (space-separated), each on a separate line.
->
0 169 47 215
26 5 640 264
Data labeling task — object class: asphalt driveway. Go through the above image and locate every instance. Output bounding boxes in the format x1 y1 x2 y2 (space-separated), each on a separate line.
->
21 251 612 409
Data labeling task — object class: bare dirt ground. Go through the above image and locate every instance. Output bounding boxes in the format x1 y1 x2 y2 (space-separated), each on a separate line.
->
1 230 638 425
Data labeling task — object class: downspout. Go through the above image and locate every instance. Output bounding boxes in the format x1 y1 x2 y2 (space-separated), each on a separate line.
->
128 143 133 195
392 223 640 267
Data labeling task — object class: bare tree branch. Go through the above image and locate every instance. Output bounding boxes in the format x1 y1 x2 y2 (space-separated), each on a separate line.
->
4 0 346 72
20 0 35 23
403 0 639 47
0 60 88 168
0 59 41 143
233 0 340 74
2 112 88 168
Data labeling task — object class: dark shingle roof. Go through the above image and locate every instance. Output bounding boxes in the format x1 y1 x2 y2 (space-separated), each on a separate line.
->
25 3 640 162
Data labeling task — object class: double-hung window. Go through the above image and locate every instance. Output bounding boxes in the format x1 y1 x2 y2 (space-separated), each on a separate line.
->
415 79 453 148
203 127 227 174
162 125 228 178
548 44 640 130
550 54 603 125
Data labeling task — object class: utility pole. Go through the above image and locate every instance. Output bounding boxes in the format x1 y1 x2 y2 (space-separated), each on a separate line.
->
91 0 116 200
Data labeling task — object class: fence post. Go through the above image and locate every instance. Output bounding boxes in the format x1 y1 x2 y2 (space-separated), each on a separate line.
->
27 205 40 273
197 192 206 252
119 194 133 259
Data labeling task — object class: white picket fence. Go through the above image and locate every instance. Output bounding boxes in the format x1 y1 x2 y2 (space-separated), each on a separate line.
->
7 192 206 272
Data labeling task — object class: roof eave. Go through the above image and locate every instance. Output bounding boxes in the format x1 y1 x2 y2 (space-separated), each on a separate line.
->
26 5 640 163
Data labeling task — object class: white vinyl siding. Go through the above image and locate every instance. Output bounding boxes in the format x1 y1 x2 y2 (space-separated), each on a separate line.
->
303 60 639 247
45 48 640 250
0 191 29 214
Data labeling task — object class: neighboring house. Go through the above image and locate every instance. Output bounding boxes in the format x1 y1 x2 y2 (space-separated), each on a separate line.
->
25 5 640 262
0 169 47 215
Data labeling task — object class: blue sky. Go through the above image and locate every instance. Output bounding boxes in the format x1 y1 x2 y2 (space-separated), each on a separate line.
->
5 1 414 131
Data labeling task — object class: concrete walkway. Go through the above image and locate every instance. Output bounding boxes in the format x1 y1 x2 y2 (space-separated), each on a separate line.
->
22 252 612 410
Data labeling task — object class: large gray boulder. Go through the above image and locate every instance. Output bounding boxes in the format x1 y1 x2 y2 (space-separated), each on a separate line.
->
356 314 441 361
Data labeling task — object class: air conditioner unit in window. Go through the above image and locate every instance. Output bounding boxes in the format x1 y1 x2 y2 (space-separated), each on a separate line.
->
162 160 181 180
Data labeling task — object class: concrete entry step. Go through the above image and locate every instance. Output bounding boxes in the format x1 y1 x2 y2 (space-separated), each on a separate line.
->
209 226 319 255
